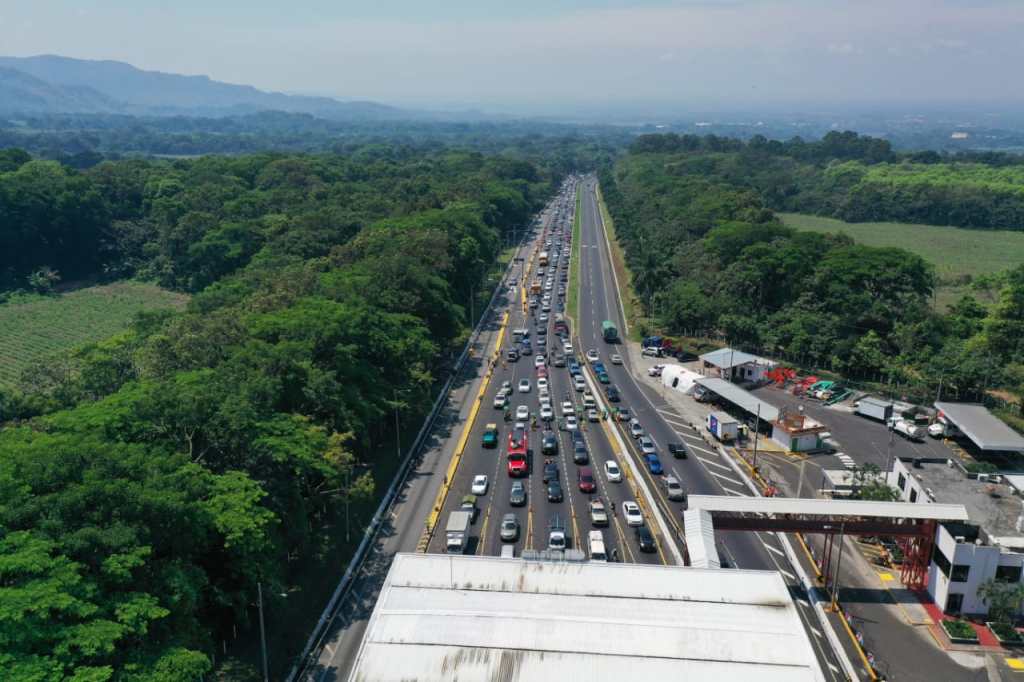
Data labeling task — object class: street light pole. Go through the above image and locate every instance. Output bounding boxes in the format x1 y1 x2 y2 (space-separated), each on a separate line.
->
830 522 847 612
257 582 269 682
752 403 761 472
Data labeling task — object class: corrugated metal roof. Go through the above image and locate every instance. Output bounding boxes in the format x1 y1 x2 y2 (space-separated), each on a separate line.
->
699 347 771 369
689 495 969 521
695 377 780 422
348 553 825 682
684 509 721 569
935 402 1024 452
858 396 892 408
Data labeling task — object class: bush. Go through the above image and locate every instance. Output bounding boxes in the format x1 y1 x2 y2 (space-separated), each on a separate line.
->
942 619 978 640
989 621 1023 643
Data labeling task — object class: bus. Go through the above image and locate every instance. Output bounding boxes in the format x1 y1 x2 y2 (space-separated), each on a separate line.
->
601 320 618 343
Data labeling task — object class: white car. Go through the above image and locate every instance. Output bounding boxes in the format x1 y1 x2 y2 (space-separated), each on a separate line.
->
610 354 623 365
502 380 513 392
587 408 600 422
539 313 549 323
586 349 599 362
622 501 644 527
516 405 530 421
605 460 623 483
647 364 665 377
537 377 549 391
534 355 546 368
565 415 579 431
540 405 554 421
639 436 656 455
493 394 508 409
561 400 575 416
563 341 573 353
573 375 586 391
471 474 489 496
518 379 531 393
629 418 644 439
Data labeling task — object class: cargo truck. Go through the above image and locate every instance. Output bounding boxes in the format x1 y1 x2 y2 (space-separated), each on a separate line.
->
706 412 739 442
889 417 925 442
445 510 472 553
855 397 893 422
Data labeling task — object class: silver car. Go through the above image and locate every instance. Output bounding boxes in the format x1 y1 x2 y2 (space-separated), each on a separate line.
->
500 513 519 542
665 476 686 502
639 436 656 455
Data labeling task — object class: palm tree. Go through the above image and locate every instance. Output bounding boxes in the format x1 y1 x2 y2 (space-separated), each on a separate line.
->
978 578 1024 626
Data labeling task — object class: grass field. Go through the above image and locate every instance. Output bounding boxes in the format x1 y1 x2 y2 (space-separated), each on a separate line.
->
780 212 1024 309
0 281 188 388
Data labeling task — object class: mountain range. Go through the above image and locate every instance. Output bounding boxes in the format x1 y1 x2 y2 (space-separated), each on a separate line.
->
0 54 408 120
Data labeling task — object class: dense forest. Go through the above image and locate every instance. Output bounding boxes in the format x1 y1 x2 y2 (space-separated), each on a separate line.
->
601 134 1024 406
631 131 1024 230
0 145 558 678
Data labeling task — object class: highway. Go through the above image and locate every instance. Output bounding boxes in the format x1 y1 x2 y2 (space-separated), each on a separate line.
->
304 174 847 681
425 177 666 565
574 176 846 678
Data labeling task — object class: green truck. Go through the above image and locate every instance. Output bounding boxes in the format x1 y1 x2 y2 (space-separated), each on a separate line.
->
601 320 618 343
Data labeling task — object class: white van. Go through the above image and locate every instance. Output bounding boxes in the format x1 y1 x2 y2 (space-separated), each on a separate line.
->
588 530 607 563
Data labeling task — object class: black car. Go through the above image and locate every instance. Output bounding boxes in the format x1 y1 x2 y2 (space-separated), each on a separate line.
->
542 432 559 456
510 481 527 507
604 385 620 403
547 480 564 502
668 442 688 459
573 444 589 464
635 525 656 553
543 462 559 483
536 326 547 337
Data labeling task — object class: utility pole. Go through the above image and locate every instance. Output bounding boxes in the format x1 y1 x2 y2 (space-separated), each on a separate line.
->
257 582 269 682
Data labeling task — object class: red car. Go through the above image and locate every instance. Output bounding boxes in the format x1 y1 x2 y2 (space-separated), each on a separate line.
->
536 366 548 379
577 467 596 493
507 452 528 477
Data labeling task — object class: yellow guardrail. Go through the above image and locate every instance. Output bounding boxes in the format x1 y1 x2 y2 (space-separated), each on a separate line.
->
420 310 509 549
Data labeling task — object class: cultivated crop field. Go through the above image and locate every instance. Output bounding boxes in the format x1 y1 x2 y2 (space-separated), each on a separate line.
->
0 281 187 388
780 212 1024 308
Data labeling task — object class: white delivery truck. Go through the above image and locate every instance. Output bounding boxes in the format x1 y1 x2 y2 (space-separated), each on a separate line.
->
706 412 739 442
855 397 893 422
588 530 608 563
445 511 472 554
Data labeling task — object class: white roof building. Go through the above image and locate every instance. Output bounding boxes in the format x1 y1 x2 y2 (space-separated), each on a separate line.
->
347 552 826 682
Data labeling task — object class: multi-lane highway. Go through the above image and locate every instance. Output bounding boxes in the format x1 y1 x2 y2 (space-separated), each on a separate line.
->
426 177 667 565
305 174 846 681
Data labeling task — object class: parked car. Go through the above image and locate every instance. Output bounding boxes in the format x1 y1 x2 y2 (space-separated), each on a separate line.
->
500 513 520 542
471 474 489 495
622 501 643 526
647 364 665 376
604 460 623 483
577 467 596 493
510 481 527 506
635 525 656 553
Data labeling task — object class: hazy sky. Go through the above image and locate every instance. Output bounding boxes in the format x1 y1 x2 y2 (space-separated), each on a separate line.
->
3 0 1023 115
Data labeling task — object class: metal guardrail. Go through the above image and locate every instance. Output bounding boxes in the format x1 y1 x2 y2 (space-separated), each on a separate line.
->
287 216 537 682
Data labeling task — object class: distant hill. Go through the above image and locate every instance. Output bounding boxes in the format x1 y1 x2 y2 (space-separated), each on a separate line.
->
0 54 406 120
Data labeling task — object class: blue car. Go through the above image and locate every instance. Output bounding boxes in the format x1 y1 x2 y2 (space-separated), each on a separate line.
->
644 453 663 475
592 361 606 374
568 361 581 376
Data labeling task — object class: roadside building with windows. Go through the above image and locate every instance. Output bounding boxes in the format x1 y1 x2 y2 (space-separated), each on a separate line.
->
698 347 777 384
886 456 1024 616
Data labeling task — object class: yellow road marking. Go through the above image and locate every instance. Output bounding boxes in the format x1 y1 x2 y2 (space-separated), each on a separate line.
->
477 509 491 556
1006 658 1024 671
878 572 894 582
526 504 534 549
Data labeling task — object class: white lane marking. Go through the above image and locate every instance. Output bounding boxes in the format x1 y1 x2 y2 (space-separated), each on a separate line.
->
763 542 786 558
696 455 732 472
827 662 840 674
780 568 796 581
656 407 683 420
709 469 745 487
660 417 690 430
723 487 748 496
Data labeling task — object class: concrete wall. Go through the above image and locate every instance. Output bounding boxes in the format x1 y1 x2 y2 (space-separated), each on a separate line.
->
887 458 931 505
